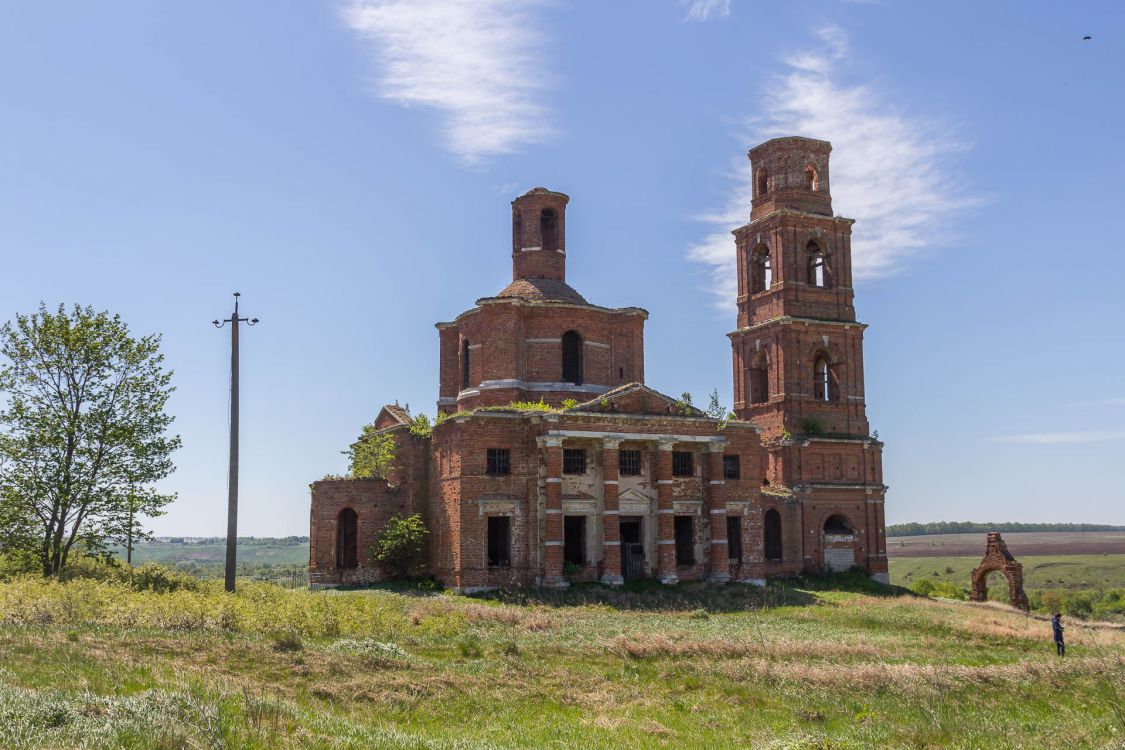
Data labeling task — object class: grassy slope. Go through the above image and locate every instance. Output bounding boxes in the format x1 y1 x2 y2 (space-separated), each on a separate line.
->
890 554 1125 593
0 577 1123 749
113 541 309 568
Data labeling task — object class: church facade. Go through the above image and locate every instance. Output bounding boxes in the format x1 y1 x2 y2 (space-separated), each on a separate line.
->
308 136 889 591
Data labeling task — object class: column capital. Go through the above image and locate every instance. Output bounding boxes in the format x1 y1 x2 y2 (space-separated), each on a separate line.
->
657 439 677 451
602 438 620 450
707 440 728 453
541 436 564 448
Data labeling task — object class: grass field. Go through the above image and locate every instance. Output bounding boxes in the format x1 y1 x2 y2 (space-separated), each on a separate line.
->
888 531 1125 558
890 554 1125 593
1 572 1124 749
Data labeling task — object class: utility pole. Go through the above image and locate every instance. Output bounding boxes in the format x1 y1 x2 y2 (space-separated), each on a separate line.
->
213 292 258 592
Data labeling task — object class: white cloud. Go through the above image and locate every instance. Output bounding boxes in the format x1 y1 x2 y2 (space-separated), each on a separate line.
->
681 0 731 21
687 25 980 306
341 0 555 165
992 431 1125 445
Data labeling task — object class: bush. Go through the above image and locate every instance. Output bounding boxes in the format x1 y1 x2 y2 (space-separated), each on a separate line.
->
370 514 429 579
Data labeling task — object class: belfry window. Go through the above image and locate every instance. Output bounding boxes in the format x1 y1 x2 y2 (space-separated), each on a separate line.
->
540 208 558 251
461 339 471 390
749 352 768 405
750 245 771 294
805 164 818 190
813 355 833 402
561 330 583 384
756 168 769 197
807 241 829 288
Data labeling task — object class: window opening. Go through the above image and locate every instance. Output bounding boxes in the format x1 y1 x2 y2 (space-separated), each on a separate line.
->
487 448 510 475
723 455 740 480
563 448 586 475
672 451 694 477
561 330 583 384
619 449 642 476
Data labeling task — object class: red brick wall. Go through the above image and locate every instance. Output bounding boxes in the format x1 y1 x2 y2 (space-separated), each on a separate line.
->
308 478 410 586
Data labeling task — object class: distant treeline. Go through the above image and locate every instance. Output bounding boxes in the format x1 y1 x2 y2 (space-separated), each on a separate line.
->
887 522 1125 538
150 536 309 546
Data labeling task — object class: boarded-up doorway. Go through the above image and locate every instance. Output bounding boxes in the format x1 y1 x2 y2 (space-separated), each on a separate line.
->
620 517 644 580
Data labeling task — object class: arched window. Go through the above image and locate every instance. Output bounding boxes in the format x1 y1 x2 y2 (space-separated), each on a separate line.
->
807 241 829 287
749 351 768 404
805 164 819 190
756 168 769 197
764 509 782 561
512 211 523 253
813 354 832 402
336 508 358 570
750 245 771 294
823 515 853 535
540 208 558 251
561 330 583 385
461 339 471 390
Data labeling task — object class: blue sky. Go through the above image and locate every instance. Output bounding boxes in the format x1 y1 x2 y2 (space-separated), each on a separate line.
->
0 1 1122 535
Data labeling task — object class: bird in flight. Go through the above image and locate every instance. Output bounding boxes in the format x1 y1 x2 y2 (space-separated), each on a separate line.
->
1082 35 1092 40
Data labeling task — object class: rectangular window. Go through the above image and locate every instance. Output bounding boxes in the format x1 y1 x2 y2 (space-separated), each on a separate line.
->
487 516 511 568
672 451 694 477
727 516 743 564
674 516 694 566
486 448 510 475
563 516 586 566
563 448 586 475
723 455 740 480
618 449 641 476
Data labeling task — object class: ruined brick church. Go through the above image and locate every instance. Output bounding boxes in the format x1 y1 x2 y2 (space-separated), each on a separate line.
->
309 136 889 591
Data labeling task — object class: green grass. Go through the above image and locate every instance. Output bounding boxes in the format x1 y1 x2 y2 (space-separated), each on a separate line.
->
0 573 1123 749
890 554 1125 593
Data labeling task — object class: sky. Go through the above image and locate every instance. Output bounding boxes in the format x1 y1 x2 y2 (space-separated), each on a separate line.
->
0 1 1122 536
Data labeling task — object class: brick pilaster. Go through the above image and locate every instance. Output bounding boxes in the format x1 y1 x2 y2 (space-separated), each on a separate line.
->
600 439 623 585
656 440 678 584
706 443 731 582
543 437 567 587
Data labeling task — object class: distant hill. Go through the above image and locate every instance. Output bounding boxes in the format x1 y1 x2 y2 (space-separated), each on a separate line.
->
887 522 1125 537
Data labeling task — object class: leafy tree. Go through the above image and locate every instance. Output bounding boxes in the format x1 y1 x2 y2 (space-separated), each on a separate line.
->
0 304 180 576
344 424 397 480
370 514 429 578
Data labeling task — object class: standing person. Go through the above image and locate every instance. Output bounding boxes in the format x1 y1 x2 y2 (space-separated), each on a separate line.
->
1052 613 1065 656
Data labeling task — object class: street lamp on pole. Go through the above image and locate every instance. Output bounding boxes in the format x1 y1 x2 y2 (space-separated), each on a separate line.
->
213 292 259 593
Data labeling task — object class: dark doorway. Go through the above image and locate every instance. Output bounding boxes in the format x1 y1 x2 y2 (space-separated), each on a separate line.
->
563 516 586 566
619 517 644 580
674 516 695 566
487 516 511 568
764 508 783 561
336 508 358 570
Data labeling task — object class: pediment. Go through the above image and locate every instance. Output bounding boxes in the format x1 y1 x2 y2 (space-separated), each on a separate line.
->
569 383 706 417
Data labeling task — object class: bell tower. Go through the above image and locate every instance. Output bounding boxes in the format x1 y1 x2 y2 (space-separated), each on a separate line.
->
729 136 888 582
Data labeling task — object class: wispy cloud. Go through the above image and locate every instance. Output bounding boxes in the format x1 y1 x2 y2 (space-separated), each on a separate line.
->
681 0 731 21
687 25 980 306
993 431 1125 445
1072 397 1125 407
341 0 555 166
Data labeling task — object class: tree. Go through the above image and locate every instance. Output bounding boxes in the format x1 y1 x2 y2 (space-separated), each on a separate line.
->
370 514 429 578
345 423 396 480
0 304 180 576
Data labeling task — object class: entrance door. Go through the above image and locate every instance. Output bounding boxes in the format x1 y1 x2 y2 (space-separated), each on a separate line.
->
619 517 645 580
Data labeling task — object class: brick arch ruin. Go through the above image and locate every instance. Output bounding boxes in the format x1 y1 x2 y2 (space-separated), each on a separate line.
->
969 532 1029 611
